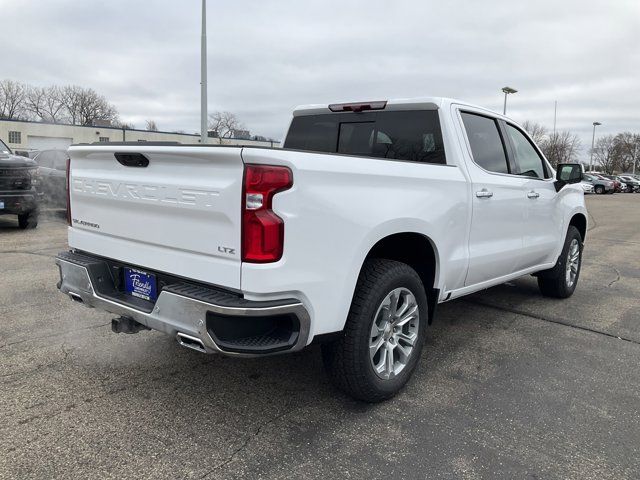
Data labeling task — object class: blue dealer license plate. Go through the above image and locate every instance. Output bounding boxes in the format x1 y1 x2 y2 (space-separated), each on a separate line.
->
124 268 157 302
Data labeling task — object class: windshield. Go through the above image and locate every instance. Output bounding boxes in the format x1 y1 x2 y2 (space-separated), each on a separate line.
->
0 138 11 154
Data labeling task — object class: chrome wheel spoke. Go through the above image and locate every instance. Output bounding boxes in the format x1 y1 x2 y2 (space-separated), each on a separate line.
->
392 305 417 328
396 331 417 347
369 287 420 380
395 343 411 363
385 343 395 376
374 347 388 375
379 303 391 323
394 299 410 320
371 309 388 337
388 292 399 318
369 335 385 357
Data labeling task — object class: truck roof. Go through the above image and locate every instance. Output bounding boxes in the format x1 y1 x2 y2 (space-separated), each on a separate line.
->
292 97 501 118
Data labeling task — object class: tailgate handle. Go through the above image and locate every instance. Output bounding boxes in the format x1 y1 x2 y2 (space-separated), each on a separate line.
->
115 153 149 168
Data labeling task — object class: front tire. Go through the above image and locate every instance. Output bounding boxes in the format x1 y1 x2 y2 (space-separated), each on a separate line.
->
322 259 428 402
537 226 583 298
594 185 604 194
18 211 38 229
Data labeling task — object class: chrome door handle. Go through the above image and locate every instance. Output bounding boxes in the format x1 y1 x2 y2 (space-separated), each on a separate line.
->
476 189 493 198
527 191 540 199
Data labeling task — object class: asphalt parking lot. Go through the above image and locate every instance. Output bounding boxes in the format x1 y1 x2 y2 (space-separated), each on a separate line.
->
1 195 639 480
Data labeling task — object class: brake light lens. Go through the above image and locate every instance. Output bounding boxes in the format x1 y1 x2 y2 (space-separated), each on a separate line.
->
328 101 387 112
66 157 71 226
242 164 292 263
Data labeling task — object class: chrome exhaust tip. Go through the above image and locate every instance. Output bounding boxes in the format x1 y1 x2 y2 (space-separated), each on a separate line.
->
69 292 84 303
176 332 207 353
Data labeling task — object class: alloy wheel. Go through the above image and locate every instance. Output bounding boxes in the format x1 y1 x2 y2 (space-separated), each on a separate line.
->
565 238 580 288
369 287 420 380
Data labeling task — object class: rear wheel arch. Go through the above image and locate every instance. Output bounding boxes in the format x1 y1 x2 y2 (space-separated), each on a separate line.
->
360 232 439 323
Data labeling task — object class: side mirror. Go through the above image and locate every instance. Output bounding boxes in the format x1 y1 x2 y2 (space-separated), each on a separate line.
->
555 163 582 192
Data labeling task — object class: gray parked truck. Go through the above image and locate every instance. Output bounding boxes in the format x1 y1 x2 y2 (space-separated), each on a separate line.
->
0 138 42 228
582 173 614 194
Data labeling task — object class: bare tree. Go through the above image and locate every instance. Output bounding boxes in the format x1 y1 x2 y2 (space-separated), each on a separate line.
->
208 111 244 138
593 135 617 174
61 85 119 126
0 79 27 120
60 85 82 124
540 131 581 167
25 85 67 123
612 132 639 173
522 120 547 145
145 119 158 131
77 88 118 126
630 134 640 173
24 86 46 120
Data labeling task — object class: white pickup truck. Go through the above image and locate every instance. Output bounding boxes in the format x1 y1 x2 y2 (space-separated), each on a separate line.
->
56 97 587 402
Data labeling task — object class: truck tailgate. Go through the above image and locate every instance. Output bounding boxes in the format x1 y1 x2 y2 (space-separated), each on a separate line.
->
67 145 243 290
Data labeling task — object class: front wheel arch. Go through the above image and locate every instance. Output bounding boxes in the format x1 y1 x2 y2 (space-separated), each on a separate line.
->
569 213 587 242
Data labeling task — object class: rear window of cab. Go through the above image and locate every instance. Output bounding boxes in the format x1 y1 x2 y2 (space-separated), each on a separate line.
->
284 110 446 165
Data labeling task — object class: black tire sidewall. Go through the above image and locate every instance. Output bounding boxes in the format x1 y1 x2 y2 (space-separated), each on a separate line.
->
541 226 582 297
353 265 428 397
562 228 583 295
18 211 38 229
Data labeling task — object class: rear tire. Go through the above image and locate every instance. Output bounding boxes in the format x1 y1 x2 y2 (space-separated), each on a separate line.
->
322 259 428 402
18 211 38 229
537 226 582 298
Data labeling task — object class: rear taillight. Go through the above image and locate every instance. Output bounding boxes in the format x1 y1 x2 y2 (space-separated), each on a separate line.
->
66 157 71 226
242 164 293 263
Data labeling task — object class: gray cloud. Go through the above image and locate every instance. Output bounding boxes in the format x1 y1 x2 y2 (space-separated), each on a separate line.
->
2 0 639 157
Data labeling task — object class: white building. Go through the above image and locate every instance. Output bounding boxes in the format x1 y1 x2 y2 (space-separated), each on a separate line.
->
0 118 280 153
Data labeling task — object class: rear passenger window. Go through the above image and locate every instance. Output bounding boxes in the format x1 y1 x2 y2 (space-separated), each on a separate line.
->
338 122 375 156
369 111 444 163
505 125 549 179
461 112 509 174
284 110 446 164
284 117 338 153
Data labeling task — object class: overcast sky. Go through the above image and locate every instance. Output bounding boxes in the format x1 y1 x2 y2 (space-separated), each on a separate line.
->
2 0 639 156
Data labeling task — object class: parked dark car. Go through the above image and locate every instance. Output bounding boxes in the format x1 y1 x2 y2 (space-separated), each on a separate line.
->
618 175 640 193
31 150 68 208
0 138 42 228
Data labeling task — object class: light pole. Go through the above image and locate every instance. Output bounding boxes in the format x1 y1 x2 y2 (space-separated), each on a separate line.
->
502 86 517 115
633 141 637 175
200 0 208 144
589 121 601 172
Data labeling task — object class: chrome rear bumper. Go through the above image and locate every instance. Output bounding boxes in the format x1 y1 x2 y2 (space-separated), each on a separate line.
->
55 251 310 357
